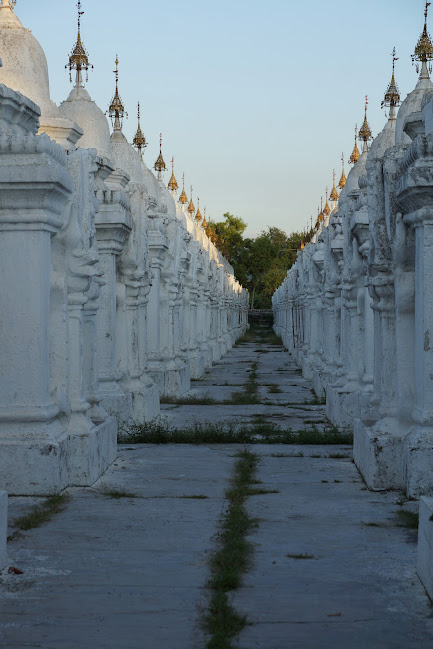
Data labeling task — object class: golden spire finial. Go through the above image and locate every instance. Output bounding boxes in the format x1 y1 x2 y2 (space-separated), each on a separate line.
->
154 133 167 180
349 125 360 164
412 2 433 77
179 173 188 205
195 197 203 223
66 1 93 86
338 153 347 189
382 48 401 119
203 207 208 229
133 102 147 160
330 170 339 201
359 95 373 152
188 187 196 215
108 55 127 131
318 197 324 222
323 187 331 216
168 157 179 193
0 1 17 10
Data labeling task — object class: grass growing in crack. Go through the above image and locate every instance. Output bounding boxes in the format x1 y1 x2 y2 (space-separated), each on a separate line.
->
160 395 219 406
286 553 317 560
362 521 387 528
268 384 283 394
203 449 259 648
161 361 263 407
13 494 69 531
397 510 419 529
179 494 209 500
247 488 279 495
98 486 139 499
120 421 353 446
328 453 351 459
304 389 326 406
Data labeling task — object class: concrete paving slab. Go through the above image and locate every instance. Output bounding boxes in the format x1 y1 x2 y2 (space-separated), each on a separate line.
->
234 447 433 649
0 446 233 649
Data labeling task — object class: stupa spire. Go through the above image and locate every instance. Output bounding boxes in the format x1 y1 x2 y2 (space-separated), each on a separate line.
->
179 173 188 205
108 56 127 131
168 157 179 193
359 95 373 153
381 48 401 120
195 198 203 223
330 170 339 202
318 197 324 223
412 1 433 79
338 154 347 189
203 207 208 229
66 1 93 87
154 133 167 181
323 188 331 217
133 102 147 160
0 1 17 10
349 125 361 164
188 187 196 216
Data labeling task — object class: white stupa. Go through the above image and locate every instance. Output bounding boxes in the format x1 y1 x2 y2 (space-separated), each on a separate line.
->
58 1 112 159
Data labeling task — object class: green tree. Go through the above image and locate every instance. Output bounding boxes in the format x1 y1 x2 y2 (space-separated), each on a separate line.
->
208 214 304 310
212 213 247 264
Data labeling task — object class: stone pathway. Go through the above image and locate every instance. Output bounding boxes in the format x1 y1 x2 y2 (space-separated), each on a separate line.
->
1 324 432 648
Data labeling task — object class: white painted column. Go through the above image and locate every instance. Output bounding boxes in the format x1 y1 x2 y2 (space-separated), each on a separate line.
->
0 88 74 494
95 190 132 422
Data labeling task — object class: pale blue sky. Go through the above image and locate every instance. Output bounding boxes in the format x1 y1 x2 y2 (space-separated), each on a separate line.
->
17 0 427 237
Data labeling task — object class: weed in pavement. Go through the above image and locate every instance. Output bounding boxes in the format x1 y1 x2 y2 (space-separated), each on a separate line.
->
98 486 139 499
203 449 259 648
396 510 419 530
13 493 69 531
120 420 353 446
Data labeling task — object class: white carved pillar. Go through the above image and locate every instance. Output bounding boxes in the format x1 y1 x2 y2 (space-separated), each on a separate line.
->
0 87 73 494
95 183 132 422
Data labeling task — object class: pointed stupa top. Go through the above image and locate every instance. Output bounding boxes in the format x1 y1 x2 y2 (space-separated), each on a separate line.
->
154 133 167 180
108 55 127 131
66 1 93 87
179 173 188 204
318 199 324 223
202 207 208 229
195 198 203 223
330 170 339 201
349 125 361 164
412 1 433 78
188 187 196 215
381 48 401 119
338 154 347 188
0 1 17 10
323 188 331 216
168 157 179 192
133 102 147 160
359 96 373 152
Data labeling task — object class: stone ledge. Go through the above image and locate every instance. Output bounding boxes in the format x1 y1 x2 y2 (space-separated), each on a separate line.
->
0 491 7 571
417 496 433 600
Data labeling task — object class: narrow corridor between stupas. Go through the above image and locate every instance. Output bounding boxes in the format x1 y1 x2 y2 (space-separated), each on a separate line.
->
1 317 432 649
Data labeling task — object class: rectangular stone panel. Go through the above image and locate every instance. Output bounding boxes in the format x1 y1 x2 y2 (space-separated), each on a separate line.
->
417 496 433 599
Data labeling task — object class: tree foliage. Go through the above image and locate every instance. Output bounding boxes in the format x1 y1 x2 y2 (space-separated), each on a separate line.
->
207 213 305 309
